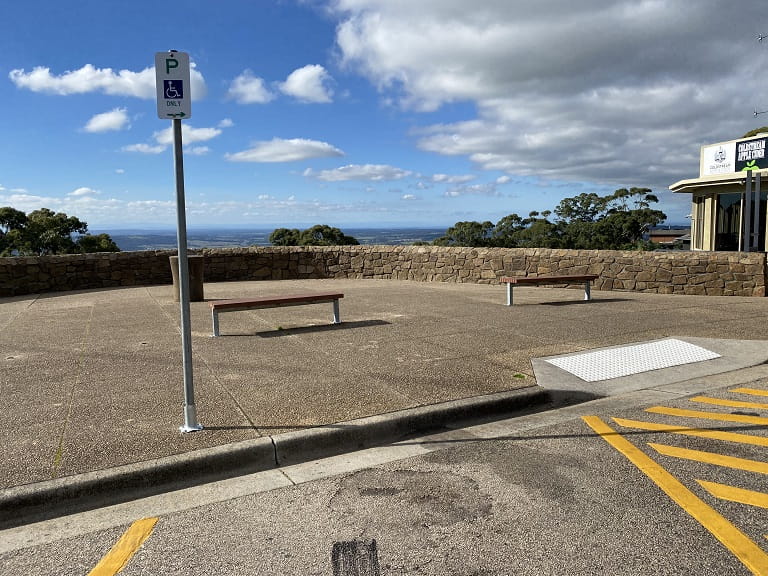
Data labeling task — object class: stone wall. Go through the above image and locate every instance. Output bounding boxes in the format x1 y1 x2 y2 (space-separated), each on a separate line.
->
0 246 765 297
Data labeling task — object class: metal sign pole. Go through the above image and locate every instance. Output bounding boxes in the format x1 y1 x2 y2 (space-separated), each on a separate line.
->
156 49 201 433
742 170 752 253
754 173 761 251
173 118 202 433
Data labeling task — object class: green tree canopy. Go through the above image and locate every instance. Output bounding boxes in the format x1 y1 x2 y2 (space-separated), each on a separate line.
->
433 187 667 251
269 225 359 246
0 207 120 256
742 127 768 139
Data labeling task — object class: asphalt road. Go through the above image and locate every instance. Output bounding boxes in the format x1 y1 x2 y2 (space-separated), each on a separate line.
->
4 375 768 575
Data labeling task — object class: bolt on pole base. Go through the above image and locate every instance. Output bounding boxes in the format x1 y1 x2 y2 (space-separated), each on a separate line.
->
179 404 203 433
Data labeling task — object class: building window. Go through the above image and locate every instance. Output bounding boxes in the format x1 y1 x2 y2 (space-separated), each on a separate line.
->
692 196 705 250
715 193 741 251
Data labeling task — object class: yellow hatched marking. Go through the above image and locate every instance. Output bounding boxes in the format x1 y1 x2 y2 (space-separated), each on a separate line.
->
612 418 768 448
698 481 768 510
87 517 158 576
732 388 768 398
646 406 768 426
582 416 768 575
691 396 768 411
650 443 768 475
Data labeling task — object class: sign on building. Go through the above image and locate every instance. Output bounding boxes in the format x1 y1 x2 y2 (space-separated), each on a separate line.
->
700 135 768 177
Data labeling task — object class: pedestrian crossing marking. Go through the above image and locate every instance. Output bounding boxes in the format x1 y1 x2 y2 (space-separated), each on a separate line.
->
698 481 768 509
612 418 768 447
691 396 768 411
732 388 768 398
650 443 768 475
646 406 768 426
583 415 768 576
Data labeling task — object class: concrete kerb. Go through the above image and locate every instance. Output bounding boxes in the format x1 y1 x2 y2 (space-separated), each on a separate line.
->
0 387 550 530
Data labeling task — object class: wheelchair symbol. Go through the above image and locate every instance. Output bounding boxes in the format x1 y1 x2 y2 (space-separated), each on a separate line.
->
164 80 183 99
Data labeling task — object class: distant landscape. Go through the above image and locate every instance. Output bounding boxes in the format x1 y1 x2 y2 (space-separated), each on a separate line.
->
96 228 447 252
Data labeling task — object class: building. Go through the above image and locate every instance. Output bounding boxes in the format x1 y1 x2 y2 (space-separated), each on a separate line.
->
670 134 768 251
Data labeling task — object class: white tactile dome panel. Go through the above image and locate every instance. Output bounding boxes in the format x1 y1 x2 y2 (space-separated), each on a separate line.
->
545 338 721 382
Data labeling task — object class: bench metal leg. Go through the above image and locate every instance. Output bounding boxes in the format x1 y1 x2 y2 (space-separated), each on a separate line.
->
332 299 341 324
212 309 220 337
506 283 513 306
584 281 592 301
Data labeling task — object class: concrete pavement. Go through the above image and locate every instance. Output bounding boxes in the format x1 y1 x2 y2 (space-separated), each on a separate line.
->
1 278 768 527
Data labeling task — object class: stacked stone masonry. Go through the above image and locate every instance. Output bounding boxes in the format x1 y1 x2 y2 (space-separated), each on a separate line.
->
0 246 765 297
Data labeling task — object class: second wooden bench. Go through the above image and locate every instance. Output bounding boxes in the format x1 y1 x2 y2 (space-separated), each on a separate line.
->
210 292 344 337
499 275 598 306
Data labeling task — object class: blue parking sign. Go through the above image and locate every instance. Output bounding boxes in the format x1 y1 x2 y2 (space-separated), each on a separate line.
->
164 80 184 100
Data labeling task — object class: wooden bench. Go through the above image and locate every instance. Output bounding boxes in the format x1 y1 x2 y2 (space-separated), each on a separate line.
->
209 292 343 337
499 275 598 306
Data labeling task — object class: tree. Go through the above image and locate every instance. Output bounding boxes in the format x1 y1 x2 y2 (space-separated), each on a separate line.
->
23 208 87 255
269 227 301 246
742 127 768 139
433 221 495 246
0 207 119 256
298 225 359 246
76 233 121 253
432 187 667 251
268 225 359 246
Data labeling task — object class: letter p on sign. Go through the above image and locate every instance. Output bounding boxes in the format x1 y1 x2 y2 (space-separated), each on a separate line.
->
165 58 179 74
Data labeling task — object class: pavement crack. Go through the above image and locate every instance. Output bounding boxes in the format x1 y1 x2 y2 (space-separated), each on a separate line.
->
51 305 94 479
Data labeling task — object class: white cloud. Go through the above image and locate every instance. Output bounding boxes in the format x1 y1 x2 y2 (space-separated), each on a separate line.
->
218 118 234 128
154 125 222 146
304 164 412 181
330 1 768 190
279 65 334 103
402 194 417 200
227 70 275 104
123 122 227 154
444 182 500 198
431 173 475 184
68 187 100 197
84 108 130 133
122 143 166 154
226 138 344 163
9 63 206 100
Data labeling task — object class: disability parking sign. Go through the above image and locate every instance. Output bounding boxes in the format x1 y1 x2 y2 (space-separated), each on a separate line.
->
155 51 192 119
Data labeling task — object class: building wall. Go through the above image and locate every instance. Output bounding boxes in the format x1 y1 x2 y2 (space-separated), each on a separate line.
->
0 246 765 297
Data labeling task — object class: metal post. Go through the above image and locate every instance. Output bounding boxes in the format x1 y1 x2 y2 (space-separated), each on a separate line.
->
174 118 202 433
754 172 761 251
744 170 753 253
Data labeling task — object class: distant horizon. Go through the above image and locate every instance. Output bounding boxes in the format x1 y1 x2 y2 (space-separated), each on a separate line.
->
91 222 691 234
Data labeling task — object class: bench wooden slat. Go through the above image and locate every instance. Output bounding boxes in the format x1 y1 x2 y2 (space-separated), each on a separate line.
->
499 275 598 285
210 292 344 336
499 275 598 306
210 292 344 311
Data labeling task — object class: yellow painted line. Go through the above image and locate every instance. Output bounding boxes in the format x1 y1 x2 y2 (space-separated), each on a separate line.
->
691 396 768 411
732 388 768 398
582 416 768 575
612 418 768 448
87 517 158 576
646 406 768 426
650 443 768 475
698 480 768 510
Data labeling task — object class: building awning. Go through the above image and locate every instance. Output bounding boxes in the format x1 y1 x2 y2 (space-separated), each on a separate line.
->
670 171 768 194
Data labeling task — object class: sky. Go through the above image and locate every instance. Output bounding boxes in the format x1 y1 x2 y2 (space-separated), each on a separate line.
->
1 0 767 231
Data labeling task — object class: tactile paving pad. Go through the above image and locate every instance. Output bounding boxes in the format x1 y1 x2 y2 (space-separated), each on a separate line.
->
545 338 721 382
